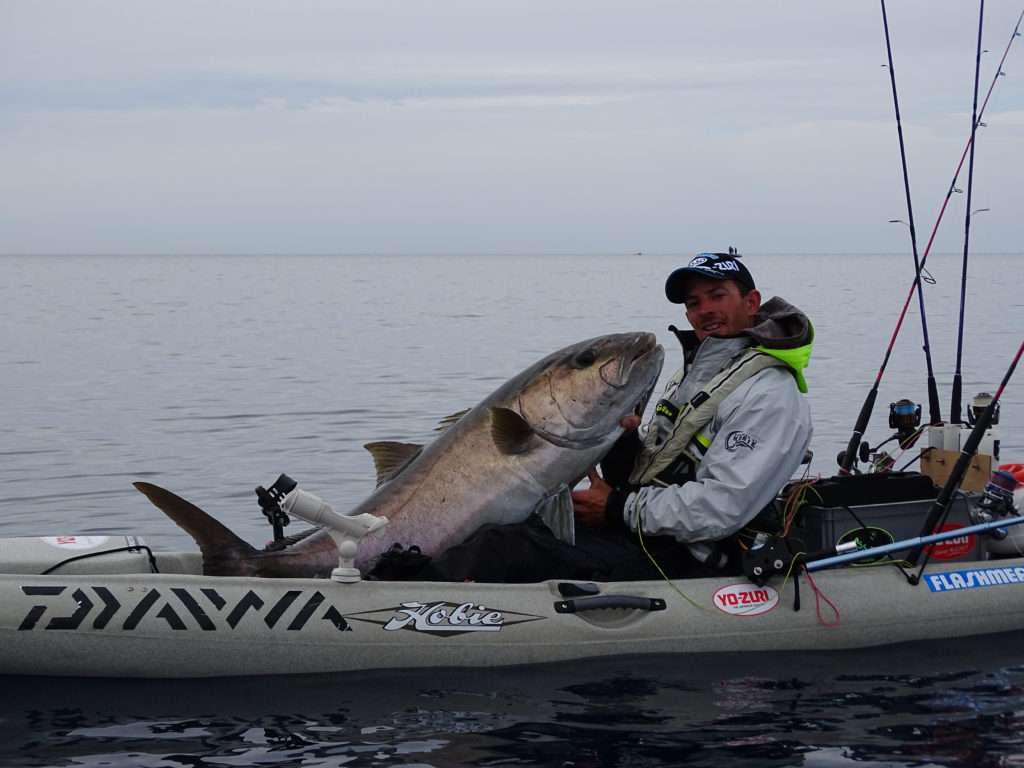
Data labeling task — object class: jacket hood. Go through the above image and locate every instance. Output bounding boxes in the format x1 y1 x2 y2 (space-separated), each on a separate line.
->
742 297 814 351
745 297 813 392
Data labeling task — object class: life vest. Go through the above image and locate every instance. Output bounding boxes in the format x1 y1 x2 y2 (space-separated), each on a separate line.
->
629 347 791 486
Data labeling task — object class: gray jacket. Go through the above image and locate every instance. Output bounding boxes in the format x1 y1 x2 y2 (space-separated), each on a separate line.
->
620 302 813 545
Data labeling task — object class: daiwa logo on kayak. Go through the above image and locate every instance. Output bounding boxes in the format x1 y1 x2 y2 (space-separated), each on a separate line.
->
712 583 779 616
345 601 545 638
16 585 352 633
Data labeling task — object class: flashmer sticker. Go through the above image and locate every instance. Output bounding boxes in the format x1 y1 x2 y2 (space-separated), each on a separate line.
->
925 566 1024 593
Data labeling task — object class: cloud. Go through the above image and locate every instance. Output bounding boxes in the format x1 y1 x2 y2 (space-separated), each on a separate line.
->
1 0 1022 254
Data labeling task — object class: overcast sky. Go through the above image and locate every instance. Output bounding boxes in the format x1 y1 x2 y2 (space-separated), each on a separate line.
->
2 1 1021 255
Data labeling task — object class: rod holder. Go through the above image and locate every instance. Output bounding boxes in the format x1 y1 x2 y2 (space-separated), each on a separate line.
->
281 488 388 583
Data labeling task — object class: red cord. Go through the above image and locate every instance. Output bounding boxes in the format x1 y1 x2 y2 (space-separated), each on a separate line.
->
802 566 840 628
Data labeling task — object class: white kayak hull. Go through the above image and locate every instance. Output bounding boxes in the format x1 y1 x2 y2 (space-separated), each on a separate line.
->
2 543 1023 678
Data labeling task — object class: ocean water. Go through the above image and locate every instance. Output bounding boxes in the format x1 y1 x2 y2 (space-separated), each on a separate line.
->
1 252 1022 767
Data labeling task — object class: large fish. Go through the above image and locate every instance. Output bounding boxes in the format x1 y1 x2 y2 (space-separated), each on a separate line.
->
136 332 664 577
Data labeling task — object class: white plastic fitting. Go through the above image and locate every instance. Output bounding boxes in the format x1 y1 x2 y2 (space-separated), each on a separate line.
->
281 488 388 583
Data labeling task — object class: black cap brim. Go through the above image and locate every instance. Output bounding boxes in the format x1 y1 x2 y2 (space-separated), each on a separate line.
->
665 266 731 304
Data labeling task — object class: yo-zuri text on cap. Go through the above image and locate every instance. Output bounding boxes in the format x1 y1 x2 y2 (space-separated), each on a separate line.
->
665 252 756 304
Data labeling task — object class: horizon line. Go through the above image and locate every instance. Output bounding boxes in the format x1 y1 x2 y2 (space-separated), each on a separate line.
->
1 251 1019 258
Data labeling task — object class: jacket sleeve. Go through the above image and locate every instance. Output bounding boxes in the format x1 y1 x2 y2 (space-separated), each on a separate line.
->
621 368 812 542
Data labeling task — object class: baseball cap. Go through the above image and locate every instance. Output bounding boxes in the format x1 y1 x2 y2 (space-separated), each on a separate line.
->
665 252 756 304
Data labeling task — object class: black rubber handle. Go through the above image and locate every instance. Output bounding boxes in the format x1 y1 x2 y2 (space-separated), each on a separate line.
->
554 595 666 614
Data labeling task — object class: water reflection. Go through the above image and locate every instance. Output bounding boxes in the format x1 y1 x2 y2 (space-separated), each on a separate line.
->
4 641 1024 767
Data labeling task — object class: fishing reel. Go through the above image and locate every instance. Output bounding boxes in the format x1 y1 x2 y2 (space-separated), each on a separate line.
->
837 398 923 473
970 469 1019 539
742 534 805 586
834 439 895 475
889 399 922 445
967 392 999 427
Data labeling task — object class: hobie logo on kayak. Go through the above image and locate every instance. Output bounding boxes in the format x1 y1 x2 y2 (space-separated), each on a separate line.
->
383 601 503 633
712 584 779 617
346 601 545 637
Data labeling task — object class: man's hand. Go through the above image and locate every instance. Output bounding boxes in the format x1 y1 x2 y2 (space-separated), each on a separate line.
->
572 468 612 527
620 414 642 431
570 415 640 527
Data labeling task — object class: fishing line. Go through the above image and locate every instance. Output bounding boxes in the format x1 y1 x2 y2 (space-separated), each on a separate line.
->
870 425 925 471
839 8 1024 473
880 0 942 427
951 0 987 424
635 511 706 611
895 446 934 474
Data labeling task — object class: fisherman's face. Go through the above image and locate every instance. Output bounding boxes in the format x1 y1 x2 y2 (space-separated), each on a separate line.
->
683 278 761 341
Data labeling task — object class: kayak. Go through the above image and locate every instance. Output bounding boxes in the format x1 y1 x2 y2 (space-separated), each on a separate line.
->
1 472 1023 679
3 545 1023 679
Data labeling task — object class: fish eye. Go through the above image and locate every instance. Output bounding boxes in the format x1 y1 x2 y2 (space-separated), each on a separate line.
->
574 349 597 368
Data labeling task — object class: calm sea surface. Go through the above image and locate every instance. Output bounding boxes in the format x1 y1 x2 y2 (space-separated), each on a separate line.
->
1 253 1022 767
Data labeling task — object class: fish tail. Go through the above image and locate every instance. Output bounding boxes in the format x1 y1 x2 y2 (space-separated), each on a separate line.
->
133 481 259 576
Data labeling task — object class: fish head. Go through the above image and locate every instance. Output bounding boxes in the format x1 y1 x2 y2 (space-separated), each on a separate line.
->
516 332 664 448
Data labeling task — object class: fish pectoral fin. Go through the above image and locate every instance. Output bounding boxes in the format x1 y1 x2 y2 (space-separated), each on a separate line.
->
364 441 424 486
533 483 576 546
489 407 536 454
434 408 471 433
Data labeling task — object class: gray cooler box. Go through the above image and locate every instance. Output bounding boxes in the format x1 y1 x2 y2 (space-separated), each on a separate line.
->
792 472 985 563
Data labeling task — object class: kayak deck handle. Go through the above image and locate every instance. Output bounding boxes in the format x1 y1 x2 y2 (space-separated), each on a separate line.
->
554 595 667 614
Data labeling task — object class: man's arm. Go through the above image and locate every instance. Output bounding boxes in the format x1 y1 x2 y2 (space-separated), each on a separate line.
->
620 369 811 541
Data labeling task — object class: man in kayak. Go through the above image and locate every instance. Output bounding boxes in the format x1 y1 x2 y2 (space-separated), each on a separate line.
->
570 251 814 576
398 251 813 582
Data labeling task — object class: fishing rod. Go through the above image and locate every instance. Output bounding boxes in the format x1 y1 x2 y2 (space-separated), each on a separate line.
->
951 1 987 424
906 338 1023 578
880 0 942 428
838 8 1024 474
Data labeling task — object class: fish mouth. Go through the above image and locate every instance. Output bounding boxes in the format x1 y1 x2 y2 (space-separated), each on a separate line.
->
630 345 663 416
634 378 657 417
600 333 660 389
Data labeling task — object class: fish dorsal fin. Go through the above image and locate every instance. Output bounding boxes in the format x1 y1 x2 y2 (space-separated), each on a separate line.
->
490 407 536 454
364 441 423 486
435 408 471 433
